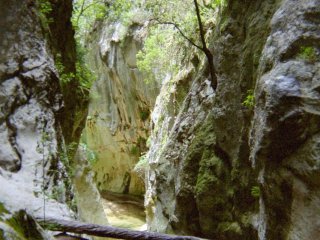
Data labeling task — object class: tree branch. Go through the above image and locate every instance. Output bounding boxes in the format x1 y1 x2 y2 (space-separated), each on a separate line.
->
76 0 105 25
150 19 204 52
193 0 206 50
150 1 218 90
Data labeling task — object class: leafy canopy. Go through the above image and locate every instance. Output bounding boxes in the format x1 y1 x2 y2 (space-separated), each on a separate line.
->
72 0 107 43
136 0 223 84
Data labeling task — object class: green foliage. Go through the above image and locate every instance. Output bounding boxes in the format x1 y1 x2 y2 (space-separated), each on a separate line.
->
137 27 181 84
76 58 96 96
37 0 53 23
242 90 255 108
107 0 133 22
55 49 96 98
210 0 227 8
136 0 224 84
72 0 108 42
55 54 75 86
38 0 52 14
251 186 261 198
297 46 318 62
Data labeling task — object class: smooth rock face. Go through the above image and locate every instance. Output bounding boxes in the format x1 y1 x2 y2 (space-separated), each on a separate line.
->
73 146 109 226
84 21 159 196
145 0 320 239
0 0 74 232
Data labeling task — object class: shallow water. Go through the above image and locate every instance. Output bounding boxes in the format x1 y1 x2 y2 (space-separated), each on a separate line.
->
101 192 146 231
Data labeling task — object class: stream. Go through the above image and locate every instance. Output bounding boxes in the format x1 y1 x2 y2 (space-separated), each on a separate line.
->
100 191 146 231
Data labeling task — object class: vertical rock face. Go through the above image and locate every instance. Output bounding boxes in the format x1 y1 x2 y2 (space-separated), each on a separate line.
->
0 0 76 234
250 0 320 239
84 21 159 196
73 146 109 227
146 0 320 239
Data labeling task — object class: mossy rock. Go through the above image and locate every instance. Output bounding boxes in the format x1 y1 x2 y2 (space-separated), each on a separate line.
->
0 205 47 240
217 221 243 237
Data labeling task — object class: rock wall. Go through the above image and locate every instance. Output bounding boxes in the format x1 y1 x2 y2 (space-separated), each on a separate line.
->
73 145 109 227
84 20 159 196
145 0 320 239
250 0 320 239
0 0 81 237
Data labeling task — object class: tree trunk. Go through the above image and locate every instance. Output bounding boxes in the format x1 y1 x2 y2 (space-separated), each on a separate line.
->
193 0 217 90
38 218 203 240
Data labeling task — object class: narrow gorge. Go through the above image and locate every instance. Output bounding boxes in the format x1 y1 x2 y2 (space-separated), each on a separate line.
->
0 0 319 240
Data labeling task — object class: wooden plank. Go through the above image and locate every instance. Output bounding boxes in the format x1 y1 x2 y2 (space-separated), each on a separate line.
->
38 218 203 240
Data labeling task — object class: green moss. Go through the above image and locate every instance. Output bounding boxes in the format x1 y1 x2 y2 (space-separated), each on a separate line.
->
4 211 45 240
242 89 255 108
297 46 318 62
217 221 242 235
187 118 216 154
130 145 140 155
0 203 9 219
196 173 217 195
195 155 221 195
39 221 60 231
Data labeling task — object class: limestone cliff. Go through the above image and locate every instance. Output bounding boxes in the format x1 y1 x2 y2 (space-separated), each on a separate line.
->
83 19 159 196
0 0 86 237
145 0 320 239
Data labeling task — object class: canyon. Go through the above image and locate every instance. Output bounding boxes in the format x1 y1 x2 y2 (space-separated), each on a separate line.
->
0 0 319 239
